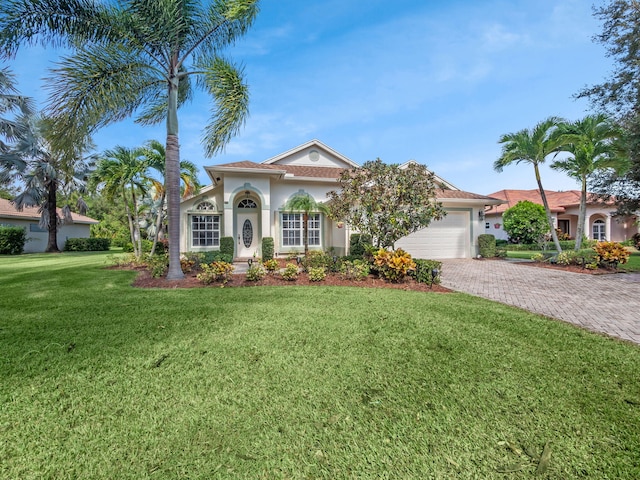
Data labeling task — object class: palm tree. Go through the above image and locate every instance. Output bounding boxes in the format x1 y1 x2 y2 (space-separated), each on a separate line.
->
495 116 566 252
284 192 329 256
0 0 259 279
0 66 32 155
92 146 149 258
142 139 199 255
551 114 628 249
0 114 92 252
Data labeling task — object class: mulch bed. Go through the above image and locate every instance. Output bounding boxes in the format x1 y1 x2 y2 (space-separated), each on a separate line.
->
130 268 451 292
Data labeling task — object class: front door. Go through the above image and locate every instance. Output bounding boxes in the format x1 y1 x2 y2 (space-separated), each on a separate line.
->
236 212 258 257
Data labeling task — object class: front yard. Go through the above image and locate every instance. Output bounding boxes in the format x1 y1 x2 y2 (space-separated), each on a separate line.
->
507 247 640 272
1 252 639 479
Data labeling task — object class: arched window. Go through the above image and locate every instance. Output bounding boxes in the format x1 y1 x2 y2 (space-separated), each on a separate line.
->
593 219 606 241
196 201 215 211
237 198 257 209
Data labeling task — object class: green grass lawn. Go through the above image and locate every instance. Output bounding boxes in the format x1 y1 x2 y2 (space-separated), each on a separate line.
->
1 252 639 479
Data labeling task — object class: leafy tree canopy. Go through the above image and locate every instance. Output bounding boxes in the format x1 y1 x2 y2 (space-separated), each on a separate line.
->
502 200 549 245
328 159 446 249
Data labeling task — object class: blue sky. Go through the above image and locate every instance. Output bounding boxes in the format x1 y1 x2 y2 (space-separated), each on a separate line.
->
5 0 613 195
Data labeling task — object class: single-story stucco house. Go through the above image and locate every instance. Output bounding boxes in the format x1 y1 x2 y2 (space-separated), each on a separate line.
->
179 139 503 259
484 189 639 242
0 197 98 253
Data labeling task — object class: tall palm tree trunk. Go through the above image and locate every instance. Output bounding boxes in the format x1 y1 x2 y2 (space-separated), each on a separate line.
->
575 176 588 250
302 212 309 256
535 164 562 252
45 180 60 252
150 190 166 256
122 184 139 258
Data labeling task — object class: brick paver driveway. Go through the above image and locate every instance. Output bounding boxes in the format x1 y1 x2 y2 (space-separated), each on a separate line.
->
440 259 640 345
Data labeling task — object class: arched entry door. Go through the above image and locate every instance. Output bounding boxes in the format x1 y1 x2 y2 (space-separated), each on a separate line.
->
235 196 259 257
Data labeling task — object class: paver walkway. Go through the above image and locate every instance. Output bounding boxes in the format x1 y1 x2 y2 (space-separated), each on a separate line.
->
440 259 640 345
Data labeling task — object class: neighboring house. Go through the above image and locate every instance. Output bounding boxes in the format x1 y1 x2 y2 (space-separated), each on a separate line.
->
0 197 98 253
179 139 502 259
484 189 638 242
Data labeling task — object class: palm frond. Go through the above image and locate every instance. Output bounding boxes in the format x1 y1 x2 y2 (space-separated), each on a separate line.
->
199 56 249 157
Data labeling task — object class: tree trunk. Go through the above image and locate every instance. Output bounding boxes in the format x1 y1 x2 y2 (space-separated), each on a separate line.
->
535 164 562 252
149 190 166 256
131 187 142 257
575 176 587 250
122 184 138 258
303 212 309 256
44 180 60 253
165 69 184 279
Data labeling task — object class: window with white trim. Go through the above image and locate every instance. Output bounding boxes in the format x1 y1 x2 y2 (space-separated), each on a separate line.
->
281 213 321 247
191 214 220 247
592 219 606 241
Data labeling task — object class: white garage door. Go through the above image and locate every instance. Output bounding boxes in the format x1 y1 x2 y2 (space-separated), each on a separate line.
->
395 211 470 259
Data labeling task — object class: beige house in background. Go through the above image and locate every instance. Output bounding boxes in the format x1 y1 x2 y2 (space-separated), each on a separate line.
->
484 189 638 242
179 140 502 259
0 198 98 253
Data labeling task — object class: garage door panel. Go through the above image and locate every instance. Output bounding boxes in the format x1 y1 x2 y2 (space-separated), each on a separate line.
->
395 211 470 259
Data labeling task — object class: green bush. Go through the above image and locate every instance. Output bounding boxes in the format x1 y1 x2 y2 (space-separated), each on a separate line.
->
262 237 274 261
477 234 496 258
504 239 596 251
146 253 168 278
220 236 234 258
245 264 267 282
410 259 442 285
197 261 235 284
349 234 372 257
122 239 153 253
308 267 326 282
632 233 640 249
281 263 299 281
301 251 334 272
496 239 508 247
201 251 233 264
339 260 370 281
503 200 549 245
0 226 27 255
64 237 111 251
263 258 279 272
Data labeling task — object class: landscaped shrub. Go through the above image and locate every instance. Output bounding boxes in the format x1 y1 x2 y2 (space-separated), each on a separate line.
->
308 267 326 282
122 239 153 253
0 226 27 255
147 253 169 278
349 234 372 257
281 263 299 281
339 260 370 281
263 258 279 272
64 237 111 251
594 241 629 268
410 259 442 285
245 264 267 282
632 233 640 249
503 200 549 244
374 248 416 282
531 252 546 262
220 237 234 258
262 237 274 261
301 251 333 272
477 234 496 258
504 240 596 251
197 261 235 284
202 251 233 264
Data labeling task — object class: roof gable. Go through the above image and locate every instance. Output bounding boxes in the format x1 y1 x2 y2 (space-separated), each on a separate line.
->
261 139 359 169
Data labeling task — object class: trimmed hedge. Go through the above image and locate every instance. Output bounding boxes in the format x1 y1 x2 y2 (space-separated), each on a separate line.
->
410 259 442 285
64 237 111 251
220 236 234 258
0 226 27 255
505 239 596 251
478 234 496 258
262 237 274 261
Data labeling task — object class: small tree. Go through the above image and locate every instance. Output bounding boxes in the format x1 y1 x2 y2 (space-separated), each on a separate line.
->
328 159 446 248
502 200 549 245
284 192 328 256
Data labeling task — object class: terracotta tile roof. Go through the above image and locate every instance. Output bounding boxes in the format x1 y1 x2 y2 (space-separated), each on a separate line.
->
436 189 502 201
484 189 613 215
212 161 346 179
0 198 98 224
